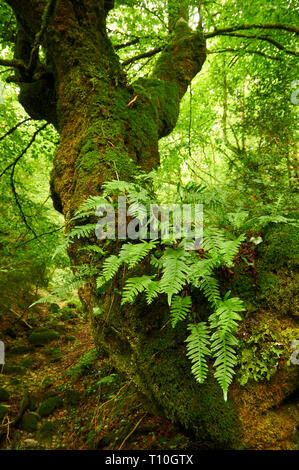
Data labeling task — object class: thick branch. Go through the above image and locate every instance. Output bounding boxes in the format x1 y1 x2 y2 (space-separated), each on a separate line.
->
122 46 164 66
217 32 298 57
205 23 299 39
0 58 27 70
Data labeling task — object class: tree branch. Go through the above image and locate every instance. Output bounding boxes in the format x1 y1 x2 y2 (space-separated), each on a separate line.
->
0 123 48 179
218 32 298 57
207 48 282 61
0 118 32 142
122 46 164 66
0 58 27 70
205 23 299 39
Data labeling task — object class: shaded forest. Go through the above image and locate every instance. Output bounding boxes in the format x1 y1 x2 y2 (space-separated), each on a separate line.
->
0 0 298 452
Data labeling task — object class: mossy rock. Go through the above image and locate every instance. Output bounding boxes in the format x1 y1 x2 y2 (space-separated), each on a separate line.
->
0 404 9 421
38 421 54 441
41 376 55 389
65 387 81 405
21 357 34 368
28 328 60 346
49 303 60 313
5 327 17 338
38 396 63 417
9 343 32 355
21 412 40 432
0 386 9 403
60 308 76 321
2 361 27 375
45 347 63 363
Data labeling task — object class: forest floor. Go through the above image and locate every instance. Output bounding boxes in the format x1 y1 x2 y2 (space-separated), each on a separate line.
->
0 301 190 450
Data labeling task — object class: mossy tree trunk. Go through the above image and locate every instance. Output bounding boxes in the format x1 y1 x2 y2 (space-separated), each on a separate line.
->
5 0 299 449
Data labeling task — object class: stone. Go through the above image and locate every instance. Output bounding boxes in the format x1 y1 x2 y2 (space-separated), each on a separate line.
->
0 386 9 403
38 396 62 417
28 328 60 346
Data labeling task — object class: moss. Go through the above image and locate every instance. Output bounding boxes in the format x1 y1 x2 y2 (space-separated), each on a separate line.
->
0 387 9 403
3 362 27 375
28 328 60 346
38 421 54 441
0 404 9 421
21 412 40 432
38 396 63 417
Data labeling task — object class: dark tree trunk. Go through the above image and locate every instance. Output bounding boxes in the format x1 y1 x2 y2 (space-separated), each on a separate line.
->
4 0 299 449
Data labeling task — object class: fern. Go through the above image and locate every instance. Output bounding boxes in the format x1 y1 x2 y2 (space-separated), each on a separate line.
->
99 254 121 284
209 296 245 400
185 322 211 384
68 224 97 239
121 275 154 304
160 247 190 305
119 240 157 269
170 295 192 327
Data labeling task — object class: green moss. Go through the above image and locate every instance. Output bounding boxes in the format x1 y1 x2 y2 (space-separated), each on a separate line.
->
38 396 63 417
0 387 9 403
0 404 9 421
21 412 40 432
38 421 54 441
3 362 27 375
28 328 60 346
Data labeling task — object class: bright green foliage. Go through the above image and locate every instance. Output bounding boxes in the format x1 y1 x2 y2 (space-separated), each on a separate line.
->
185 323 211 384
170 295 192 327
73 179 246 399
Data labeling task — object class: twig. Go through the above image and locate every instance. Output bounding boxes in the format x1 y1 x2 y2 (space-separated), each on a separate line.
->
118 415 146 450
0 123 48 179
0 119 31 142
122 46 163 66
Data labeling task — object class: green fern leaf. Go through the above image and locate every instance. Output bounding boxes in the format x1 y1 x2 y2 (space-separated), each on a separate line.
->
186 322 211 384
170 295 192 327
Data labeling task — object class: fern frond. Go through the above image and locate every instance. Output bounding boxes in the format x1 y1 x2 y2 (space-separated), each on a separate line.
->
121 275 154 304
185 322 211 384
119 240 157 269
209 297 245 400
145 280 161 304
160 247 190 305
68 224 96 239
102 255 121 281
80 245 106 255
200 276 221 307
75 196 109 215
170 295 192 327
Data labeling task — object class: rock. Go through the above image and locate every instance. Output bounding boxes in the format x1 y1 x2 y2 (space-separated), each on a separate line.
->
0 404 9 421
28 328 60 346
2 362 26 375
65 388 81 406
41 376 55 389
0 386 9 403
49 303 60 313
9 343 32 355
23 438 40 449
21 412 39 432
45 347 63 363
21 357 34 368
38 396 62 417
5 327 17 338
38 421 54 441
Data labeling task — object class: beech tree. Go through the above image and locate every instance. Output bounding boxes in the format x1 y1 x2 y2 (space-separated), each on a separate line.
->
1 0 298 448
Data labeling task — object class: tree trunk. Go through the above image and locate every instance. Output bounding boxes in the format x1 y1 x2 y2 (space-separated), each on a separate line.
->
5 0 299 449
